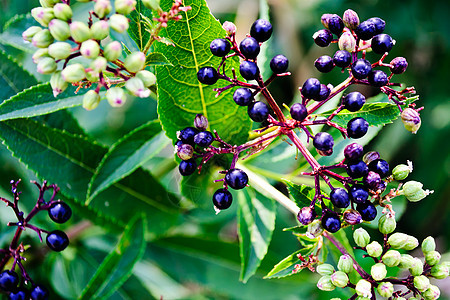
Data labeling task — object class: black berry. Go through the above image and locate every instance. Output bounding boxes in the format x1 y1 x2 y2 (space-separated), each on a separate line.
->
46 230 69 252
179 127 199 145
351 59 372 79
327 14 345 35
0 270 19 292
368 70 388 87
9 288 29 300
368 159 390 178
210 38 231 57
174 139 183 148
30 285 49 300
355 20 376 40
233 88 254 106
269 54 289 74
225 168 248 190
239 37 260 59
297 206 316 225
179 159 197 176
343 91 365 112
356 201 377 221
48 201 72 224
194 131 214 147
250 19 273 43
314 55 334 73
290 103 308 122
346 160 369 178
333 50 351 68
371 34 393 54
212 188 233 210
313 29 333 47
330 188 350 208
247 101 269 122
363 171 382 190
197 67 218 85
344 143 364 161
239 61 259 80
301 78 321 99
349 185 369 204
347 117 369 139
390 57 408 74
367 17 385 34
317 84 331 101
313 132 334 151
321 212 341 233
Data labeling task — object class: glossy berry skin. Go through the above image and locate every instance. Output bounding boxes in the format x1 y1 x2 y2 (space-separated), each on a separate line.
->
371 34 393 54
270 54 289 74
30 285 49 300
179 159 197 176
197 67 218 85
313 29 333 47
0 270 19 292
351 59 372 79
9 288 29 300
317 84 331 101
194 131 214 147
250 19 273 42
46 230 69 252
212 188 233 210
314 55 334 73
357 201 377 221
301 78 321 99
179 127 199 145
327 14 345 35
233 88 253 106
247 101 269 122
210 38 231 57
346 160 369 178
355 20 376 40
347 117 369 139
239 61 259 80
297 206 316 225
390 57 408 74
368 159 390 178
48 201 72 224
290 103 308 122
313 132 334 151
368 17 386 35
363 171 382 190
343 91 366 112
368 70 388 87
349 185 369 204
239 37 260 59
174 139 184 148
330 188 350 208
333 50 351 68
321 212 341 233
344 143 364 161
225 168 248 190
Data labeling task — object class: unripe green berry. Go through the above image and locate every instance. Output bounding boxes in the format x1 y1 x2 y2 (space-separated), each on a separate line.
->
404 235 419 251
33 48 50 63
422 236 436 253
337 254 353 274
142 0 160 10
109 14 129 33
409 257 424 276
388 232 409 249
430 264 449 279
413 275 430 292
39 0 55 8
398 254 415 269
48 42 72 59
31 7 55 27
401 108 421 134
306 220 323 238
366 241 382 258
376 282 394 298
425 251 441 266
61 63 86 83
70 21 91 43
136 70 156 87
82 90 101 110
115 0 137 15
80 40 100 59
401 180 433 202
353 228 370 248
381 250 401 267
125 77 150 98
355 279 372 298
392 161 413 181
32 29 54 48
103 41 122 61
53 3 73 21
330 271 348 288
316 263 334 276
48 19 71 41
342 9 359 30
90 57 108 72
370 263 387 281
37 57 57 74
86 70 100 83
94 0 112 19
124 51 146 73
106 87 127 107
338 31 356 52
91 21 110 41
423 285 440 300
378 214 396 234
50 71 68 97
317 275 335 291
23 26 42 42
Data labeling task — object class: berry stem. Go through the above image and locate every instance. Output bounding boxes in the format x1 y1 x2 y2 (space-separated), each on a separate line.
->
285 131 321 171
256 76 286 122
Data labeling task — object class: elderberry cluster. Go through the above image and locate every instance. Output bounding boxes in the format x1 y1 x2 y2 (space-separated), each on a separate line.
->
0 180 72 300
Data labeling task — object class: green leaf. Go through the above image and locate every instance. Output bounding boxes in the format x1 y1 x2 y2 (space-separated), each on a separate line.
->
0 49 37 101
154 0 251 145
317 102 400 127
145 52 172 66
237 188 276 283
264 245 316 278
283 180 315 208
0 14 36 53
128 0 152 51
79 215 147 300
87 120 169 202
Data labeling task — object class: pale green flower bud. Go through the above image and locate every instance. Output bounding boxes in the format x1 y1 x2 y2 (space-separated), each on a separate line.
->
37 57 57 74
31 7 55 27
91 20 110 41
109 14 129 33
392 161 413 181
32 48 50 63
53 3 73 21
409 258 424 276
48 19 70 41
355 279 372 298
370 263 387 281
398 254 415 269
86 70 100 83
342 9 359 30
61 63 86 83
80 40 100 59
382 250 401 267
378 213 396 234
94 0 112 19
422 236 436 253
23 26 42 42
317 275 335 291
32 29 54 48
90 57 108 72
337 254 353 274
353 228 370 248
306 220 323 238
106 87 127 107
425 251 441 266
48 42 72 59
338 31 356 52
401 108 421 134
136 70 156 87
82 90 101 110
115 0 137 15
423 285 440 300
103 41 122 61
404 235 419 251
366 241 382 258
388 232 409 249
142 0 160 10
413 275 430 292
330 271 348 288
50 71 68 97
316 263 334 276
223 21 236 36
430 264 449 279
125 77 150 98
124 51 146 73
70 21 91 43
376 282 394 298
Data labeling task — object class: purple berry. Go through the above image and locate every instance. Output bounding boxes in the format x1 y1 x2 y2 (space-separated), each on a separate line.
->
346 160 369 178
368 70 388 87
367 17 385 34
233 88 254 106
351 59 372 79
250 19 273 42
212 188 233 210
355 20 376 40
313 132 334 152
368 159 390 178
270 54 289 74
301 78 321 99
297 206 316 225
30 285 49 300
210 38 231 57
179 127 199 145
349 185 369 204
347 117 369 139
330 188 350 208
356 201 377 221
314 55 334 73
197 67 218 85
239 37 260 59
390 57 408 74
247 101 269 122
321 212 341 233
225 168 248 190
363 171 382 190
179 159 197 176
193 131 214 148
344 143 364 161
313 29 333 47
46 230 69 252
239 61 259 80
290 103 308 121
371 34 393 54
0 270 19 292
48 201 72 224
333 50 352 68
343 92 365 112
